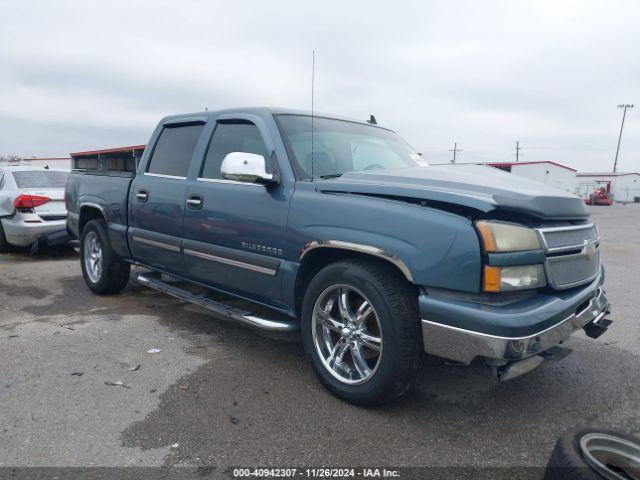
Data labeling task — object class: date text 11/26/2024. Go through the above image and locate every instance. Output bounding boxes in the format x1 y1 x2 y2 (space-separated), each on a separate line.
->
232 468 400 478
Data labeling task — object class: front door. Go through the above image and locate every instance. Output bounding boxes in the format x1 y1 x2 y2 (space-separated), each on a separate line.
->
182 118 291 307
129 121 205 274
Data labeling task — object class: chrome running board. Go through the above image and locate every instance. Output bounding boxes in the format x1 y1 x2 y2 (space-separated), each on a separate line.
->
136 273 299 332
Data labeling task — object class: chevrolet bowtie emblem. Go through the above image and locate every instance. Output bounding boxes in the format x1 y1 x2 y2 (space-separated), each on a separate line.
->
583 242 597 260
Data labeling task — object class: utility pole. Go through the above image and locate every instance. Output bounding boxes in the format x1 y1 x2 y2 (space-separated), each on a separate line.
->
613 104 634 173
449 142 461 163
514 141 522 162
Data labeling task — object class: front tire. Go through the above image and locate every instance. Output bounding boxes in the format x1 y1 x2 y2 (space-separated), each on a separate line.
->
301 259 423 406
80 219 130 294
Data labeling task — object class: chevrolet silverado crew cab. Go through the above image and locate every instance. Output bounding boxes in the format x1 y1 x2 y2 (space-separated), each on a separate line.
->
66 108 610 405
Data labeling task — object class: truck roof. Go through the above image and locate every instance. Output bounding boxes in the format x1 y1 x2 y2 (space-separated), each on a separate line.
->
160 107 391 130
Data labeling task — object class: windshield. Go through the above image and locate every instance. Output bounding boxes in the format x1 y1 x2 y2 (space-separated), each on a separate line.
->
277 115 423 179
12 171 69 189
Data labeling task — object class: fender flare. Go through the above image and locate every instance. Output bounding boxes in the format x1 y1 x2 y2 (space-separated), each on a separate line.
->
299 240 413 282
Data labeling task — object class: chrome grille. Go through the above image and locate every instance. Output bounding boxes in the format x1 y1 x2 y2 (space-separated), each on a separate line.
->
537 224 600 289
542 226 598 250
546 250 600 289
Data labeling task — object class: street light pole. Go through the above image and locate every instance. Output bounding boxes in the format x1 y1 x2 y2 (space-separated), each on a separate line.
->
613 104 634 173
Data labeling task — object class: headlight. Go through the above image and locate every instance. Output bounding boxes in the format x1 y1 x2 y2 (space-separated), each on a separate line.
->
477 221 546 292
483 265 547 292
476 221 542 252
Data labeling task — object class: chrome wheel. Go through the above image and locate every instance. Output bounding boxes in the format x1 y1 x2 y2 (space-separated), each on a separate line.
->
83 231 103 283
311 284 383 385
580 433 640 480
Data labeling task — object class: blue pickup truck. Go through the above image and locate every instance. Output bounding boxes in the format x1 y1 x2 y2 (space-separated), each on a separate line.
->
66 108 610 405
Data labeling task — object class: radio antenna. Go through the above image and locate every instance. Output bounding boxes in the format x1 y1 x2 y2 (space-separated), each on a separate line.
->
311 49 315 181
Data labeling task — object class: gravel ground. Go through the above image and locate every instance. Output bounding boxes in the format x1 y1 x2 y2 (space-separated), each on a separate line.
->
0 204 638 474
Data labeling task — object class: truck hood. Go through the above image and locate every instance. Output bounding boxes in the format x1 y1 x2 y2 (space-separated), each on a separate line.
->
315 164 589 220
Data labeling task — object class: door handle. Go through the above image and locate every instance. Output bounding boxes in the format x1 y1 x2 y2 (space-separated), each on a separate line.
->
186 195 203 209
136 190 149 202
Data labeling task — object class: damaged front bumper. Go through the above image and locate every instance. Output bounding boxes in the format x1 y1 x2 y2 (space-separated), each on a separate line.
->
419 271 610 374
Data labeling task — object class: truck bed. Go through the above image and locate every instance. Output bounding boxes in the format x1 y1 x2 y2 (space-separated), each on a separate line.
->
66 170 135 260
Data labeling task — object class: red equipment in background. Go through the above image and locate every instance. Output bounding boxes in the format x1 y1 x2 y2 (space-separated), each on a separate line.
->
584 180 613 206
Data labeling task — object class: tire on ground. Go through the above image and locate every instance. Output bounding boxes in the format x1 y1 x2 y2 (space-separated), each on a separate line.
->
0 222 10 253
80 219 130 294
544 427 640 480
301 258 423 406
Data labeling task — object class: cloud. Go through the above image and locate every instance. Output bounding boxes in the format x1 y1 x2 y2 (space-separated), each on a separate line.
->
0 0 638 171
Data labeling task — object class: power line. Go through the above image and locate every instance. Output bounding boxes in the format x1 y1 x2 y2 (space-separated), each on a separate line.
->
613 104 633 173
463 150 496 161
449 142 462 163
514 141 522 162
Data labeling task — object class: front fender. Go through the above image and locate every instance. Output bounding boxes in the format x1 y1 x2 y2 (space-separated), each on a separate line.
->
286 183 481 293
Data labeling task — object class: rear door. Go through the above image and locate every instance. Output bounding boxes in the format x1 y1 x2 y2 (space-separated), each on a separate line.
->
182 115 292 307
129 119 206 274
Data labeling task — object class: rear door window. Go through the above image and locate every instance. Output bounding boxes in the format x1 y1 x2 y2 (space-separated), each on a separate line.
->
200 122 269 179
147 124 204 178
12 171 69 188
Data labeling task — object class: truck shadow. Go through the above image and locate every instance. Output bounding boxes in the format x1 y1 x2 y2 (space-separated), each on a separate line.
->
0 245 77 261
119 290 640 466
14 267 636 467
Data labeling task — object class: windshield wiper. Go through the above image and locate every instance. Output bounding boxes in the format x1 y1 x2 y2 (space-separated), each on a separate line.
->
318 173 343 179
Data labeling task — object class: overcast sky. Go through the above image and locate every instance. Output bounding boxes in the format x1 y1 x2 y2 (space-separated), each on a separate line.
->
1 0 638 172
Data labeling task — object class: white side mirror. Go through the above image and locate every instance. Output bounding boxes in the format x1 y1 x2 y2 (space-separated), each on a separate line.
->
220 152 274 184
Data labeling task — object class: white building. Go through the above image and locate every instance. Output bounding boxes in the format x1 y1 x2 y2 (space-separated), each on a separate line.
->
485 161 578 194
576 172 640 203
0 157 71 169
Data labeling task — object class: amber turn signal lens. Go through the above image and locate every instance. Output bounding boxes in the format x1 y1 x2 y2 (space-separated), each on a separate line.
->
476 221 498 252
483 266 501 292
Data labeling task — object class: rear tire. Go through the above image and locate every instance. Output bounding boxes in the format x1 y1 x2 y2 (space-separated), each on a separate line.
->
0 222 10 253
301 258 423 406
80 219 130 294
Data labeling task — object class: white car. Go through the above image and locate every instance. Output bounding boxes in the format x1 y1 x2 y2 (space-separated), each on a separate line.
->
0 166 70 251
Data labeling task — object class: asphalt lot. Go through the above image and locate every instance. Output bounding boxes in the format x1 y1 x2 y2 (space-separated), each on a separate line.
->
1 205 639 471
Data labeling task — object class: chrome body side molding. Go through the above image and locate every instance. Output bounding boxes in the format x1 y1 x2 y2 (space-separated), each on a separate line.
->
132 235 181 253
300 240 413 282
183 248 277 276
